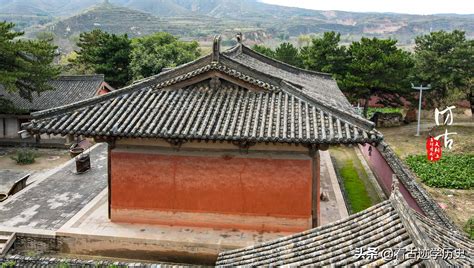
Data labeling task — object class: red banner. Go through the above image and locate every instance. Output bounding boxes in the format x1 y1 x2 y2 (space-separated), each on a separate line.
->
426 137 442 162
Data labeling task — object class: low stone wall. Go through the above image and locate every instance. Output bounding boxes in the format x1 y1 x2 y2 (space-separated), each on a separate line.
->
8 233 210 265
9 233 61 256
370 112 403 128
56 235 217 265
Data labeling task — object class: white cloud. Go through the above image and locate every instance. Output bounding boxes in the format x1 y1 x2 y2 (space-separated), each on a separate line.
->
260 0 474 15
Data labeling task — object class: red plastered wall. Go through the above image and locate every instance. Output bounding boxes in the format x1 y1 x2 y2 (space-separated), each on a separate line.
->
110 150 313 231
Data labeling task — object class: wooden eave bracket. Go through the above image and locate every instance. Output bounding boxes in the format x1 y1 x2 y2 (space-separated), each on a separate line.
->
232 140 256 154
166 138 187 150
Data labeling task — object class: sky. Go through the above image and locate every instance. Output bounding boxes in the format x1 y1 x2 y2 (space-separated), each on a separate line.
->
261 0 474 15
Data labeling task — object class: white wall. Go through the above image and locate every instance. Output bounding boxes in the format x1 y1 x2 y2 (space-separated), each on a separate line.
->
0 118 20 138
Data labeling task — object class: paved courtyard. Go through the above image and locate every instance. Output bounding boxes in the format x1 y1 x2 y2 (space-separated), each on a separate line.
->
0 143 107 230
0 143 348 262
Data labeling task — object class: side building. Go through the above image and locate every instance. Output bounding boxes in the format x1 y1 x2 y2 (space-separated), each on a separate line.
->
0 74 113 146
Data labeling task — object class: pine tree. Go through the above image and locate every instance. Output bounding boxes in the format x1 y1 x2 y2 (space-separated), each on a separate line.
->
71 29 131 88
340 37 414 117
0 22 60 101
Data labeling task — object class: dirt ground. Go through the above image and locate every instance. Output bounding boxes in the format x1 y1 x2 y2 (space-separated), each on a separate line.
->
379 116 473 232
0 147 71 174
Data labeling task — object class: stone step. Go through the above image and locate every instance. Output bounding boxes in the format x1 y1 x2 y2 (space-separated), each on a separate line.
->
0 232 15 257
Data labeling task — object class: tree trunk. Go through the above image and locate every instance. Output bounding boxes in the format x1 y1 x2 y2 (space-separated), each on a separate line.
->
470 88 474 117
363 95 370 118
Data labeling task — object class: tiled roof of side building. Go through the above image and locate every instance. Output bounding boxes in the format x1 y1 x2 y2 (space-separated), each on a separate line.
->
377 141 458 230
24 42 381 145
215 179 474 267
0 75 106 112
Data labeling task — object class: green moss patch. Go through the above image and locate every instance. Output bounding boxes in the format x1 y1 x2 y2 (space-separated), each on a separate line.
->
339 159 373 212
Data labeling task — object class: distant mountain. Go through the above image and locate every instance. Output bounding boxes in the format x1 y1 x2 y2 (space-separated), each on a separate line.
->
117 0 192 16
0 0 99 16
2 0 472 50
114 0 473 46
51 2 166 38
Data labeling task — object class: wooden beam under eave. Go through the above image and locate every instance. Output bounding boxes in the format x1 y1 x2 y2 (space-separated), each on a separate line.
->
107 143 111 219
106 138 115 219
318 143 329 151
312 150 321 227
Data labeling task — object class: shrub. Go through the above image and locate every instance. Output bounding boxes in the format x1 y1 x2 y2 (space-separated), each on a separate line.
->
11 148 38 165
405 154 474 189
2 261 16 268
367 107 402 118
58 262 70 268
465 217 474 239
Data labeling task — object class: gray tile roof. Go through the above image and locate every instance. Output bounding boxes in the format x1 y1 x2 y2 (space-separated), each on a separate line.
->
1 255 181 267
24 45 380 145
223 45 360 118
0 75 105 112
216 181 473 267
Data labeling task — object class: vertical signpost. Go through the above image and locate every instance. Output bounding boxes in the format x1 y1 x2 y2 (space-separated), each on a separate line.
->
411 83 431 136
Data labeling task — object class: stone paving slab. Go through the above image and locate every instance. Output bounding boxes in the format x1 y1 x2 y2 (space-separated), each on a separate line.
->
0 170 29 194
0 143 107 231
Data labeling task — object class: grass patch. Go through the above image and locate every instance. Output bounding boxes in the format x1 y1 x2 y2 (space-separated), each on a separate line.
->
340 159 373 212
406 154 473 189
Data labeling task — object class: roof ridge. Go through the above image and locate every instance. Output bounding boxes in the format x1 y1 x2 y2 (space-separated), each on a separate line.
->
240 45 333 78
55 74 104 80
151 61 280 92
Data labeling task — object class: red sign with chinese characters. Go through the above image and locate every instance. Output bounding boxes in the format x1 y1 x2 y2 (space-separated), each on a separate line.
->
426 137 442 162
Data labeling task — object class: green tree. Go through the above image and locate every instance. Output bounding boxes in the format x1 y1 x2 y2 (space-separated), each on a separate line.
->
130 32 200 80
297 34 312 48
274 42 302 67
300 32 348 76
60 51 92 75
252 44 275 58
341 37 414 117
72 29 131 88
35 31 56 42
0 22 59 101
454 39 474 115
414 30 474 114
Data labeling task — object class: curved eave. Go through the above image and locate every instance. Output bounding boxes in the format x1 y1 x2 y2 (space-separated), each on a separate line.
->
25 126 382 146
